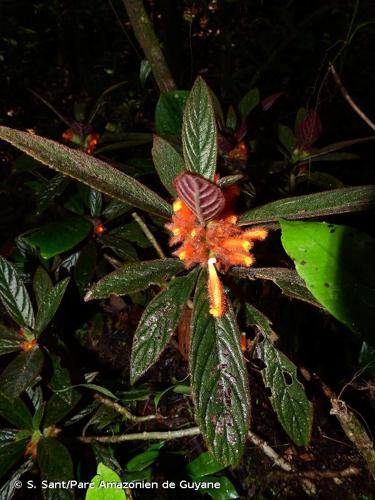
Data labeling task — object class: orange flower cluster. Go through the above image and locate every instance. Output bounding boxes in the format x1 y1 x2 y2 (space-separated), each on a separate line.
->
166 199 268 317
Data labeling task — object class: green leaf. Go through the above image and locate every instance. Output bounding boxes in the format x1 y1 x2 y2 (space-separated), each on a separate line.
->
0 325 23 356
245 303 313 446
277 125 296 152
126 443 163 472
0 458 34 499
99 234 137 261
36 174 70 216
33 267 53 309
102 199 131 221
38 438 74 500
280 220 375 344
86 462 126 500
0 393 33 428
35 278 70 333
74 242 97 295
0 348 44 399
140 59 152 86
194 475 239 500
182 77 218 180
22 217 92 259
238 88 260 119
0 439 28 479
130 269 199 383
0 256 35 329
359 342 375 377
229 267 321 307
300 135 375 162
190 271 250 466
155 90 189 136
85 259 185 301
186 451 225 478
239 185 375 225
89 188 103 217
152 136 184 196
226 105 237 130
0 126 172 218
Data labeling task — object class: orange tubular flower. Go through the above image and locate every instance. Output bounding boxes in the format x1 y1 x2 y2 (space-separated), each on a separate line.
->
166 179 268 318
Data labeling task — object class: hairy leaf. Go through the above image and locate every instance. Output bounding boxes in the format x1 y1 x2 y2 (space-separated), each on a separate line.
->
246 304 313 446
152 135 184 196
182 77 217 180
0 126 172 218
38 438 74 500
36 174 70 215
35 278 70 333
0 257 34 329
74 242 97 295
280 220 375 344
0 439 28 479
0 325 23 356
296 109 322 148
155 90 189 136
0 458 34 499
190 271 250 466
33 267 53 309
85 259 185 301
239 185 375 225
130 269 199 384
174 173 225 222
0 393 33 428
0 348 44 399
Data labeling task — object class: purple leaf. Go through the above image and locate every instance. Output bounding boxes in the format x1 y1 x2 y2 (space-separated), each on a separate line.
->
260 92 284 111
296 110 322 149
173 173 225 222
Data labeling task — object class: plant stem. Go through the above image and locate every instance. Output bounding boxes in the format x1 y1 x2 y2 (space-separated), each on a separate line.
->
122 0 176 93
132 211 166 259
94 394 157 422
79 426 201 443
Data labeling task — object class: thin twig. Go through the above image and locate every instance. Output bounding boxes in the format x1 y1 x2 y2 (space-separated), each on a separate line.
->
94 394 157 422
79 426 201 443
329 63 375 132
132 212 166 259
248 430 292 471
268 466 360 481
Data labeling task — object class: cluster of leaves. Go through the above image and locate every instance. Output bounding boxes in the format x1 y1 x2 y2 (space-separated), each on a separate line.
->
0 73 375 498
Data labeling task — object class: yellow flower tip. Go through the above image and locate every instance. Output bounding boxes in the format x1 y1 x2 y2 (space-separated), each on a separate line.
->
172 227 181 236
243 228 268 241
173 200 183 212
225 215 238 225
223 238 252 251
242 255 255 267
208 257 225 318
190 228 197 237
177 250 187 260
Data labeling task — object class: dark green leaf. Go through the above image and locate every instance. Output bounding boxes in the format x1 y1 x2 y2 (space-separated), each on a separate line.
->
74 242 97 295
277 125 296 153
0 325 22 356
359 342 375 377
85 259 185 301
87 462 126 500
126 443 163 472
89 189 103 217
33 267 53 309
38 438 74 500
296 171 344 189
95 134 152 154
130 269 199 383
217 175 243 189
91 442 122 475
280 220 375 344
0 439 28 479
22 217 92 259
0 458 34 499
182 77 218 180
0 126 171 218
0 393 33 428
301 135 375 162
99 234 138 261
35 278 70 333
186 451 225 478
229 267 321 307
152 136 184 196
226 105 237 130
245 303 313 446
155 90 189 136
239 185 375 225
0 256 35 329
140 59 152 86
0 348 44 399
195 475 239 500
238 88 260 119
190 272 250 466
102 199 131 221
36 174 70 215
105 222 151 248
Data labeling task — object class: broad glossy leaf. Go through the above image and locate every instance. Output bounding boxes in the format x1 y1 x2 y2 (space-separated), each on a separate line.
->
155 90 189 136
182 77 217 180
277 125 296 152
245 303 313 446
85 259 185 301
74 242 97 295
130 269 199 383
22 217 92 259
186 451 224 478
174 173 225 222
280 220 375 344
126 443 163 472
38 438 74 500
152 135 184 196
229 267 321 307
0 439 28 478
190 271 250 466
239 185 375 225
0 126 172 218
0 256 35 329
0 458 34 499
0 348 44 398
238 88 260 119
86 463 126 500
296 109 322 148
35 278 70 333
0 393 33 428
0 325 23 355
33 267 53 309
195 475 239 500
